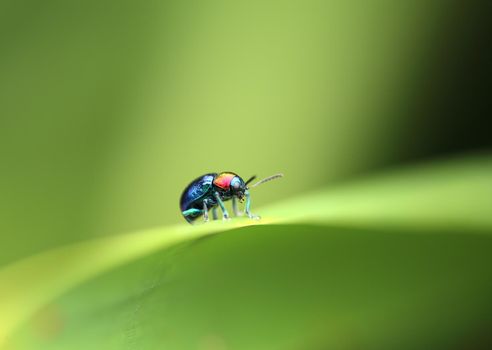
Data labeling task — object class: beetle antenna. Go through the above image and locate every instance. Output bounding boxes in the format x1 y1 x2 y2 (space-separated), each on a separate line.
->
249 173 283 188
245 175 257 186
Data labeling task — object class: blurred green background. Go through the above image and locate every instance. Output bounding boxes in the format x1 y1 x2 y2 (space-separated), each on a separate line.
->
1 0 492 349
2 0 489 265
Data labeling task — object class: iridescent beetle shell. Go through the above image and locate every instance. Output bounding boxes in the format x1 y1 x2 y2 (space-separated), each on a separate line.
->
179 171 282 224
180 171 250 223
179 173 217 221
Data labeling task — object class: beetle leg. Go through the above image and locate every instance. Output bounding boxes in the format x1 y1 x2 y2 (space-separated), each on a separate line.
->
214 192 230 220
212 206 218 220
244 189 260 220
203 201 209 222
182 208 202 223
232 196 242 216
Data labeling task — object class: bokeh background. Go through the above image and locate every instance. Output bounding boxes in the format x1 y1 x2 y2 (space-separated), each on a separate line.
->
1 0 490 265
1 1 492 349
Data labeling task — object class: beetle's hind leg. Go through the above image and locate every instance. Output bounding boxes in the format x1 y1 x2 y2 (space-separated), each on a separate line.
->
182 208 203 223
212 206 218 220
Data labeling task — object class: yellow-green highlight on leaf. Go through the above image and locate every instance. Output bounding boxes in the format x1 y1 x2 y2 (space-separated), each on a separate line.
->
7 225 492 350
0 154 491 347
0 220 262 346
264 154 492 231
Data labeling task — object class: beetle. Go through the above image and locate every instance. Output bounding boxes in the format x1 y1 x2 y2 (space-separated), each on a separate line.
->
180 172 282 223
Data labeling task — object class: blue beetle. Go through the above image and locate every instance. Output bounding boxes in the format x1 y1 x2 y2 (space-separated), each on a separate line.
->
180 172 282 223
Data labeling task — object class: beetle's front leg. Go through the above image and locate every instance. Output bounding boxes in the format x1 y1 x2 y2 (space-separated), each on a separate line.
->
232 196 242 216
211 206 218 220
244 189 260 220
213 192 230 220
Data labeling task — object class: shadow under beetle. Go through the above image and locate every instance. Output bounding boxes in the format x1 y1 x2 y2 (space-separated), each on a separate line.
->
180 172 283 223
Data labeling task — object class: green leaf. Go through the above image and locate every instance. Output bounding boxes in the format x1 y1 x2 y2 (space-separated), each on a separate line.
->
1 155 491 349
